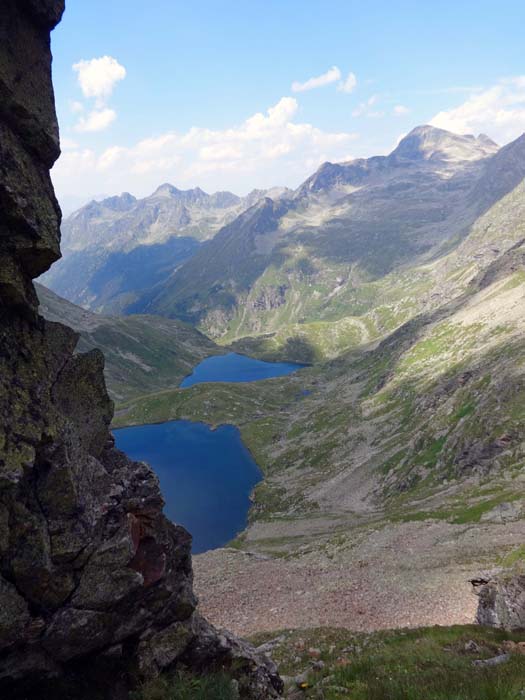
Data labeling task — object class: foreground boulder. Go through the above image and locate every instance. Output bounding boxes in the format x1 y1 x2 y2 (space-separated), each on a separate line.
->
0 1 281 697
474 572 525 630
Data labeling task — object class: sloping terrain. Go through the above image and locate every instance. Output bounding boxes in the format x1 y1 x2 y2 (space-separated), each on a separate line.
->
139 127 525 351
114 236 525 519
114 228 525 636
189 246 525 636
40 115 525 646
250 625 525 700
36 283 221 402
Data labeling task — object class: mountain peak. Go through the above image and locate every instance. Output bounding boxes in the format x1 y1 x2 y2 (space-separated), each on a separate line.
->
477 133 499 149
151 184 212 202
152 183 180 197
391 125 499 163
100 192 137 212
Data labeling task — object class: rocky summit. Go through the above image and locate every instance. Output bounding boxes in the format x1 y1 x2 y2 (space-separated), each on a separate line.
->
0 2 281 698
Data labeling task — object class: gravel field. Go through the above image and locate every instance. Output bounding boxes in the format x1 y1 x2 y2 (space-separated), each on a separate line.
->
194 518 525 637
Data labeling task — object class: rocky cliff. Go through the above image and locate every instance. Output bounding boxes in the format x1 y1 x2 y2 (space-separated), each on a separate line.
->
0 2 281 697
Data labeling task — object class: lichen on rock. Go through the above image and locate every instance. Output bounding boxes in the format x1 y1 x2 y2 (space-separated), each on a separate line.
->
474 572 525 631
0 2 282 697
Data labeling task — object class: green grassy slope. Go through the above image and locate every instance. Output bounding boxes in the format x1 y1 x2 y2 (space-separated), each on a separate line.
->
251 625 525 700
36 283 223 402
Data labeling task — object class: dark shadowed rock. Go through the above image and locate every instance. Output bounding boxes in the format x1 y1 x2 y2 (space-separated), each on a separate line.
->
0 0 63 309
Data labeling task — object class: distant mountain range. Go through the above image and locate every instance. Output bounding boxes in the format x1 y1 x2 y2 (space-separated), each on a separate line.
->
41 184 291 313
133 125 525 356
42 124 525 363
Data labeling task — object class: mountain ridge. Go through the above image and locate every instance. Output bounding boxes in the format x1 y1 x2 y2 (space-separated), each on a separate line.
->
137 125 525 347
41 182 293 313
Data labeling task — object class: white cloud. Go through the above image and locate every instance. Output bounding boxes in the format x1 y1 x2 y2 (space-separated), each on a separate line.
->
53 96 358 201
73 56 126 101
337 72 357 94
98 146 128 170
430 77 525 144
393 104 410 116
352 95 384 118
55 148 97 175
74 108 117 133
60 137 79 150
292 67 358 95
292 66 342 92
69 100 84 114
70 56 126 132
414 85 484 96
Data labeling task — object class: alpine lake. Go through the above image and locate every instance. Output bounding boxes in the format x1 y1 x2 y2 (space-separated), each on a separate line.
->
113 353 303 553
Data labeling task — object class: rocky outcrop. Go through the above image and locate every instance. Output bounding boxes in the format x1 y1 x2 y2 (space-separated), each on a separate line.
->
0 2 281 697
0 0 62 310
474 573 525 630
250 285 288 311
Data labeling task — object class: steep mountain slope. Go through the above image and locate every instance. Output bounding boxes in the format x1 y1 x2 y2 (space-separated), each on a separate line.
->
232 164 525 362
141 197 290 326
116 237 525 516
36 283 221 402
40 184 291 313
140 127 525 355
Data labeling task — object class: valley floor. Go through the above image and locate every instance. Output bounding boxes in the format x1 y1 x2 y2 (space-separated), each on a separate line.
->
193 517 525 637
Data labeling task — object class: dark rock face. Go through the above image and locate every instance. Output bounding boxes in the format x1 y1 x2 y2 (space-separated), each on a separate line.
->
0 2 282 697
0 0 63 309
474 574 525 630
251 285 288 311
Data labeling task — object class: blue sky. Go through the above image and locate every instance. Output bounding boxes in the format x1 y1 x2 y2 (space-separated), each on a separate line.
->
51 0 525 210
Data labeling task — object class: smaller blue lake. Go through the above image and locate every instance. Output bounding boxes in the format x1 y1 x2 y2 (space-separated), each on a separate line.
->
113 420 261 554
180 352 304 387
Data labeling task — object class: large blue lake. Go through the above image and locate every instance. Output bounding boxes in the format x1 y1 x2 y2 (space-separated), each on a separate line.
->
114 353 303 553
114 421 261 554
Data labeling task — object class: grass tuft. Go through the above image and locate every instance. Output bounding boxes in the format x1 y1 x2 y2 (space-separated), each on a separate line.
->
131 671 237 700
